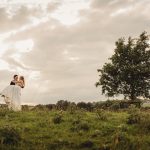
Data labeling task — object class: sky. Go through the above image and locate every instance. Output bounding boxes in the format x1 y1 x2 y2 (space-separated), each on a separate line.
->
0 0 150 105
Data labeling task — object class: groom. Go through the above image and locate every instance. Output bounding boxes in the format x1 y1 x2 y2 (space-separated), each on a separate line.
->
1 74 18 98
10 74 19 85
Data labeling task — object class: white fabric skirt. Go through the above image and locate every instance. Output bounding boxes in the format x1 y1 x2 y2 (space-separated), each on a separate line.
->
1 85 21 111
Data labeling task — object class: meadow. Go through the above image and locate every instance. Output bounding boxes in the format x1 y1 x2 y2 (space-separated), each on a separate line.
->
0 104 150 150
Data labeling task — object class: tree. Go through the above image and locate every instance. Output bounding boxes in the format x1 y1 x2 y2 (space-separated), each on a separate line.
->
56 100 70 110
96 32 150 101
77 102 87 110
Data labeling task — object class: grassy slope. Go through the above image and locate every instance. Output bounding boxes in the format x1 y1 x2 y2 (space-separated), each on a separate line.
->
0 108 150 150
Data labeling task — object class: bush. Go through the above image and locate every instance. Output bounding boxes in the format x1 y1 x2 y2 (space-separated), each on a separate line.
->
127 113 141 124
45 104 55 111
0 107 11 118
78 122 90 131
47 139 73 150
127 105 141 124
95 109 108 121
112 132 139 150
79 140 94 148
139 113 150 132
112 132 133 150
32 104 48 111
71 121 90 132
56 100 70 111
52 114 63 124
91 130 101 138
67 103 77 114
127 105 150 132
110 102 120 111
0 126 21 145
72 119 80 126
22 105 29 111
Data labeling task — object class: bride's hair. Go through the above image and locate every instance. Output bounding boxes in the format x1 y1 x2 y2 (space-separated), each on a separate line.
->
20 76 25 86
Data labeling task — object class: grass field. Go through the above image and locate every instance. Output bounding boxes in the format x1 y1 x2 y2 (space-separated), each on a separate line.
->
0 106 150 150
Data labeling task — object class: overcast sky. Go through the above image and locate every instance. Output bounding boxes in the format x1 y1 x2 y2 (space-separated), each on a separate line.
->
0 0 150 105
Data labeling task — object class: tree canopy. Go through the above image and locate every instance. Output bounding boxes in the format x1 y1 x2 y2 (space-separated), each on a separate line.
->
96 32 150 101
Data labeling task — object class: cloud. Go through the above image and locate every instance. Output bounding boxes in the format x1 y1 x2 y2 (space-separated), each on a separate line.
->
0 2 61 33
0 0 150 104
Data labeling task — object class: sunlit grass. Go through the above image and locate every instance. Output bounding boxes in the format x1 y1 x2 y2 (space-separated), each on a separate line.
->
0 107 149 150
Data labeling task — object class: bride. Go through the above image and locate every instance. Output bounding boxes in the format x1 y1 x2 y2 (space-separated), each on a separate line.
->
1 75 25 111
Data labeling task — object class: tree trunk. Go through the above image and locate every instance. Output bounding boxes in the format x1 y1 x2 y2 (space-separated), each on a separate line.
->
130 87 136 101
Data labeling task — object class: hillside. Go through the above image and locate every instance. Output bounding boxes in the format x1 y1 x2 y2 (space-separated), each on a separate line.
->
0 106 150 150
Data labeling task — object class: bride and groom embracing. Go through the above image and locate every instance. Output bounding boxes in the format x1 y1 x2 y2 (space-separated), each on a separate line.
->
0 75 25 111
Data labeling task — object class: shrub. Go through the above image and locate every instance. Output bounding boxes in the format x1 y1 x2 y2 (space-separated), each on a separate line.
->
95 109 108 121
38 121 47 128
52 114 63 124
79 140 94 148
22 105 29 111
45 104 55 111
0 126 21 145
32 104 48 111
112 132 139 150
47 139 73 150
127 105 141 124
91 130 101 138
56 100 70 111
99 143 112 150
72 119 80 126
127 113 141 124
117 124 128 132
110 102 120 111
78 122 90 131
0 108 9 117
126 108 150 132
71 121 90 132
139 113 150 132
67 103 77 114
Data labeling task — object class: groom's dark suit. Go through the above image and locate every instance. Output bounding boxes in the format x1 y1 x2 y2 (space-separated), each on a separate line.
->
10 81 16 85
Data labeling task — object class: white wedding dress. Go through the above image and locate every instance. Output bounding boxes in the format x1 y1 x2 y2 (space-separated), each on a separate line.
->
1 84 21 111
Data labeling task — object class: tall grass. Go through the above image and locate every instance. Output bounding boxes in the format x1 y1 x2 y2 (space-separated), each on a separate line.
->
0 106 149 150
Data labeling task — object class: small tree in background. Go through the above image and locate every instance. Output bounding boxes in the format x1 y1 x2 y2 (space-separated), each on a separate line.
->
96 32 150 101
